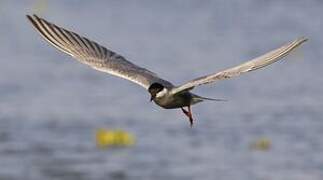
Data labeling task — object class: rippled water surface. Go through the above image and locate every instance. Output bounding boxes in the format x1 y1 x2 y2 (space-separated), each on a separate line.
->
1 1 323 180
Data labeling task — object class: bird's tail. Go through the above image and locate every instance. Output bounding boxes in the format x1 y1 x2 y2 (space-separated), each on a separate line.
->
192 94 227 104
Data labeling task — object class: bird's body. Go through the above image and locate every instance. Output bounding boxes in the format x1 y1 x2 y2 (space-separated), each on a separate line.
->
27 14 307 126
153 90 198 109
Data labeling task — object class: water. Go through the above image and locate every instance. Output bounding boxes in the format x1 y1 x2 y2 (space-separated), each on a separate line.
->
0 0 323 179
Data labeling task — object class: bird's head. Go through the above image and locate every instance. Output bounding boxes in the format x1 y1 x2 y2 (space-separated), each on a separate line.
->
148 83 165 101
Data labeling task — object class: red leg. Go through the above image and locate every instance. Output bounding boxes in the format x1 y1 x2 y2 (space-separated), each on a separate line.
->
181 107 189 115
187 105 194 127
181 106 194 127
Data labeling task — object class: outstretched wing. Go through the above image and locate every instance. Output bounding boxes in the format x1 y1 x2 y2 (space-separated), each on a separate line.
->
27 14 173 89
171 37 307 95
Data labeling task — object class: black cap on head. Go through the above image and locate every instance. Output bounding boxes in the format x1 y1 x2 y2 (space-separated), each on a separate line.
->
148 83 164 92
148 83 164 101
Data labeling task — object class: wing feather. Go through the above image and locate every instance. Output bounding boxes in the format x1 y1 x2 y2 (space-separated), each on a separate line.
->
171 37 307 94
27 14 173 89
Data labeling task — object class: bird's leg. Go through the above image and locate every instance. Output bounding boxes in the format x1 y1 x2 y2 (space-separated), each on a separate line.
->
181 106 194 127
181 107 189 115
187 105 194 127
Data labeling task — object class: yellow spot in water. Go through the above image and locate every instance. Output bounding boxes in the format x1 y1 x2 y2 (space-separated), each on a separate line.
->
250 137 271 151
96 128 135 149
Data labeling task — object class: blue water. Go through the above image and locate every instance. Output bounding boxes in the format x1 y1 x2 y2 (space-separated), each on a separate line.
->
0 1 323 179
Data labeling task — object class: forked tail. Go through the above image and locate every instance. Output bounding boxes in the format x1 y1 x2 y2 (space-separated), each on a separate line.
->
192 94 227 104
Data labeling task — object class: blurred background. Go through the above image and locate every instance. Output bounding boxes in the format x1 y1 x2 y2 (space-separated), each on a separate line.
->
0 0 322 180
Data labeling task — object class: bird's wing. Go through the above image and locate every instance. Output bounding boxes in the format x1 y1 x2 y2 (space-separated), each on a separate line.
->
171 37 307 95
27 14 173 90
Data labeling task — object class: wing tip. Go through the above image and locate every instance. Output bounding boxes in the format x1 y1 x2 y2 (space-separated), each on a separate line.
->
289 37 308 52
26 14 36 20
26 14 40 26
26 14 33 22
296 36 308 45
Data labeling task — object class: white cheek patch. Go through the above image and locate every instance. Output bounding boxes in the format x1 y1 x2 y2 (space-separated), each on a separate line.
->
156 88 168 98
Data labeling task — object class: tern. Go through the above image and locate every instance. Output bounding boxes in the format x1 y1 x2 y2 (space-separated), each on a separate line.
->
27 14 307 126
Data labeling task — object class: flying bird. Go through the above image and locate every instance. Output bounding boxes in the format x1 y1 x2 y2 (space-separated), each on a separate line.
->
26 14 307 127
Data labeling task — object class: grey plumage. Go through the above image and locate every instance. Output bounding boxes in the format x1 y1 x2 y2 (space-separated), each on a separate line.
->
26 14 173 90
170 37 307 95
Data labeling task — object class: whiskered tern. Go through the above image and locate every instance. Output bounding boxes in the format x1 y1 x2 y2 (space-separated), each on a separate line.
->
27 14 307 127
